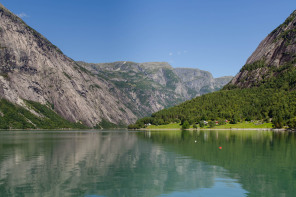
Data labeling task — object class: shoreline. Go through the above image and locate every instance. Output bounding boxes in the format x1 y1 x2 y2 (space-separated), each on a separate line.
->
0 128 128 131
140 128 287 131
0 128 288 132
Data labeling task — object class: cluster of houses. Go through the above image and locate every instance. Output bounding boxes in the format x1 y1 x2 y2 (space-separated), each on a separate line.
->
144 120 229 126
202 120 229 125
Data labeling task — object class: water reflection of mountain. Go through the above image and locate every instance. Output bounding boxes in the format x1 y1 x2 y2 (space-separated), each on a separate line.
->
0 131 245 197
139 130 296 197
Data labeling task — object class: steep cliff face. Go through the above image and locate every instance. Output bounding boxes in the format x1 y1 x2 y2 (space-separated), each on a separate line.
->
0 4 137 127
78 61 232 117
174 68 232 95
228 10 296 88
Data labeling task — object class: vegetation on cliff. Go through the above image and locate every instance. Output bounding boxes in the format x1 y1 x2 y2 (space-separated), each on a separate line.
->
0 99 88 129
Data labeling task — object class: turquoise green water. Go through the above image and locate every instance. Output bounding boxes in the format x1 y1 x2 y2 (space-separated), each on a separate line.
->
0 130 295 196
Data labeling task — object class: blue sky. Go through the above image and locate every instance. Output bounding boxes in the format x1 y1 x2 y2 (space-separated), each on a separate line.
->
2 0 296 77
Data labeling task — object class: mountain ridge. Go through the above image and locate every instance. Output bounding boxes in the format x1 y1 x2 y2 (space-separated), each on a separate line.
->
77 61 232 117
78 61 232 98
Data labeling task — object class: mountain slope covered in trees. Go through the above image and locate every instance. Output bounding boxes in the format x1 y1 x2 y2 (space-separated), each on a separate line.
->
131 10 296 129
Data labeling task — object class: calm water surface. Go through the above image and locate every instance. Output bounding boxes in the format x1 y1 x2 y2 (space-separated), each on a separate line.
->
0 130 295 197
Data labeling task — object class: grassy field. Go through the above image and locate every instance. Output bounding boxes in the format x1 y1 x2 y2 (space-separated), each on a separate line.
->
214 122 273 129
146 121 273 130
146 123 181 129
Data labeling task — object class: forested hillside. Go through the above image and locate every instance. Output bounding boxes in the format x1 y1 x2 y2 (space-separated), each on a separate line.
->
130 10 296 129
0 99 87 129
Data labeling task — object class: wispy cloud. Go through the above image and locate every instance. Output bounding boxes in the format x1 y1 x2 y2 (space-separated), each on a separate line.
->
169 50 188 56
17 12 29 18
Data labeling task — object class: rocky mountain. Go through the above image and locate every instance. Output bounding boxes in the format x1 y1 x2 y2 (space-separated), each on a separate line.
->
0 3 138 127
173 68 232 95
0 4 231 128
78 61 232 117
228 10 296 88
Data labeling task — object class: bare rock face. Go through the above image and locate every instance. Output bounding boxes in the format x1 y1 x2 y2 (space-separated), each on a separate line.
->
228 10 296 88
0 4 137 126
173 68 232 96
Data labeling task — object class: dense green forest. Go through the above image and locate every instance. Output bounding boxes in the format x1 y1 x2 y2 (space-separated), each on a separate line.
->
0 99 88 129
129 58 296 129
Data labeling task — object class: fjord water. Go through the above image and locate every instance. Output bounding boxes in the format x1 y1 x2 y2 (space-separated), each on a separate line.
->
0 130 295 196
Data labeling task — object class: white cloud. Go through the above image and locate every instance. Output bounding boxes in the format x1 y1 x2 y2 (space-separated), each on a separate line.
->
169 50 187 56
17 13 29 18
